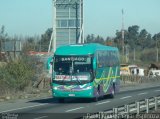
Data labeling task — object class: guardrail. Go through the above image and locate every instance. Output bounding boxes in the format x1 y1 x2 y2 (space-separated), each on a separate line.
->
86 96 160 119
112 96 160 113
121 75 160 84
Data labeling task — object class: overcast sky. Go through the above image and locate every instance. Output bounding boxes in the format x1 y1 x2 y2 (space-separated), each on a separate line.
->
0 0 160 38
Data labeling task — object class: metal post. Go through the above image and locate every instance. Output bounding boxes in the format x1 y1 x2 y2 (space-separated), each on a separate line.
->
125 105 129 113
113 108 118 119
146 99 149 113
14 40 16 60
134 48 135 61
121 9 125 63
157 48 158 62
125 46 129 63
136 102 140 114
125 105 129 119
156 35 159 62
155 97 158 111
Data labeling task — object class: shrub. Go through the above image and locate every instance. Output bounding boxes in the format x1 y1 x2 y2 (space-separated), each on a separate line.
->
0 58 35 94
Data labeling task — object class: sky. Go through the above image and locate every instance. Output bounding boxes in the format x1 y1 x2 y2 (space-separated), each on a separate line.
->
0 0 160 38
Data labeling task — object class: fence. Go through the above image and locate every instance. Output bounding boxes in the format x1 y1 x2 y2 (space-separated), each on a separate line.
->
121 75 160 84
88 96 160 119
112 96 160 113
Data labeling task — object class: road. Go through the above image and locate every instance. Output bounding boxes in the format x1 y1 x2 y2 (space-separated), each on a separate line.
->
0 86 160 119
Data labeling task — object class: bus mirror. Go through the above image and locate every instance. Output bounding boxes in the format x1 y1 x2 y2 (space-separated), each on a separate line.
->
93 58 97 70
50 62 53 65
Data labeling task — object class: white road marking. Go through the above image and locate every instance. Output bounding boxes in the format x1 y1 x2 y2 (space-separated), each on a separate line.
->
138 92 148 95
0 104 47 113
96 101 110 105
65 107 84 112
120 96 132 100
34 116 48 119
155 90 160 92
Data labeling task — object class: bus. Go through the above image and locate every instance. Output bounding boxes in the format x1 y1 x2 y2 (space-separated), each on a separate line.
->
51 43 120 102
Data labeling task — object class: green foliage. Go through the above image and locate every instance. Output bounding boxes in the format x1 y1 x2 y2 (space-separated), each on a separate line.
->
0 58 35 92
85 34 105 44
0 25 8 40
85 34 95 43
22 28 52 53
140 48 159 62
0 25 8 51
39 28 52 52
153 33 160 48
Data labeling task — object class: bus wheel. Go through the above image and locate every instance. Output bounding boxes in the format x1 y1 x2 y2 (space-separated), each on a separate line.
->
93 86 100 102
93 96 99 102
109 85 115 98
58 98 65 103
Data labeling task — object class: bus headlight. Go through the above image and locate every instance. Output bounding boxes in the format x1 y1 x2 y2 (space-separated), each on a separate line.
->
54 87 58 90
86 86 92 90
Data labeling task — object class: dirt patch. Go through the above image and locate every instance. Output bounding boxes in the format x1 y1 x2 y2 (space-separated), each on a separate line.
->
0 87 51 102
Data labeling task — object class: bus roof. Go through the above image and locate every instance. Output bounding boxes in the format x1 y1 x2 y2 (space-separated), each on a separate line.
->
54 43 118 56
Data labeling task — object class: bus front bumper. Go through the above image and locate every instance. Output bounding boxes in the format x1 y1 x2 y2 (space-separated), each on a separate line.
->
52 86 94 98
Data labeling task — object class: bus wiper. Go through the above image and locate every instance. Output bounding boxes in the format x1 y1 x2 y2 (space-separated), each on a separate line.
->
61 75 66 83
75 73 82 85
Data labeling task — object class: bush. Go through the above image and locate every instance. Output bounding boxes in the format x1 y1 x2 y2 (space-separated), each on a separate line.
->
0 58 35 95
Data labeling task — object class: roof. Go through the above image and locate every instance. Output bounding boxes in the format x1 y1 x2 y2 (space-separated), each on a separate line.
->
120 64 129 67
128 65 138 68
54 43 118 56
149 63 160 70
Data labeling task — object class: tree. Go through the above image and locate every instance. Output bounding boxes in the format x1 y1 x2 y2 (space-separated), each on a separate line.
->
22 36 40 54
85 34 93 43
105 37 113 46
127 25 139 49
145 33 152 48
39 28 52 52
114 30 128 49
153 33 160 48
114 30 121 49
138 29 148 49
0 26 8 51
94 35 105 44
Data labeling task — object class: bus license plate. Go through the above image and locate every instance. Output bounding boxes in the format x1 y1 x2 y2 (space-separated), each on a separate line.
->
69 94 75 97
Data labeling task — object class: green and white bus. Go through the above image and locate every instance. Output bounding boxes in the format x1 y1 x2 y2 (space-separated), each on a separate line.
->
51 43 120 102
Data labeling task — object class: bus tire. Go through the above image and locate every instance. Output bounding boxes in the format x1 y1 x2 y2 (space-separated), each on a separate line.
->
93 85 101 102
58 98 65 103
109 84 115 98
93 96 99 102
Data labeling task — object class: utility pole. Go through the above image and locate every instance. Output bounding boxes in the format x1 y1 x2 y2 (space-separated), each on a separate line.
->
40 39 41 52
121 9 125 63
134 48 135 61
156 34 159 62
125 45 129 63
14 40 16 60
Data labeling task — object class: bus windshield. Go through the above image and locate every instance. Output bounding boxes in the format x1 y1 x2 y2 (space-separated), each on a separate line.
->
54 55 93 74
53 55 93 83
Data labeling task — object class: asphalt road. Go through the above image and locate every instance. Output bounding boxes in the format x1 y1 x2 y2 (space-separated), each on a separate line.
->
0 86 160 119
